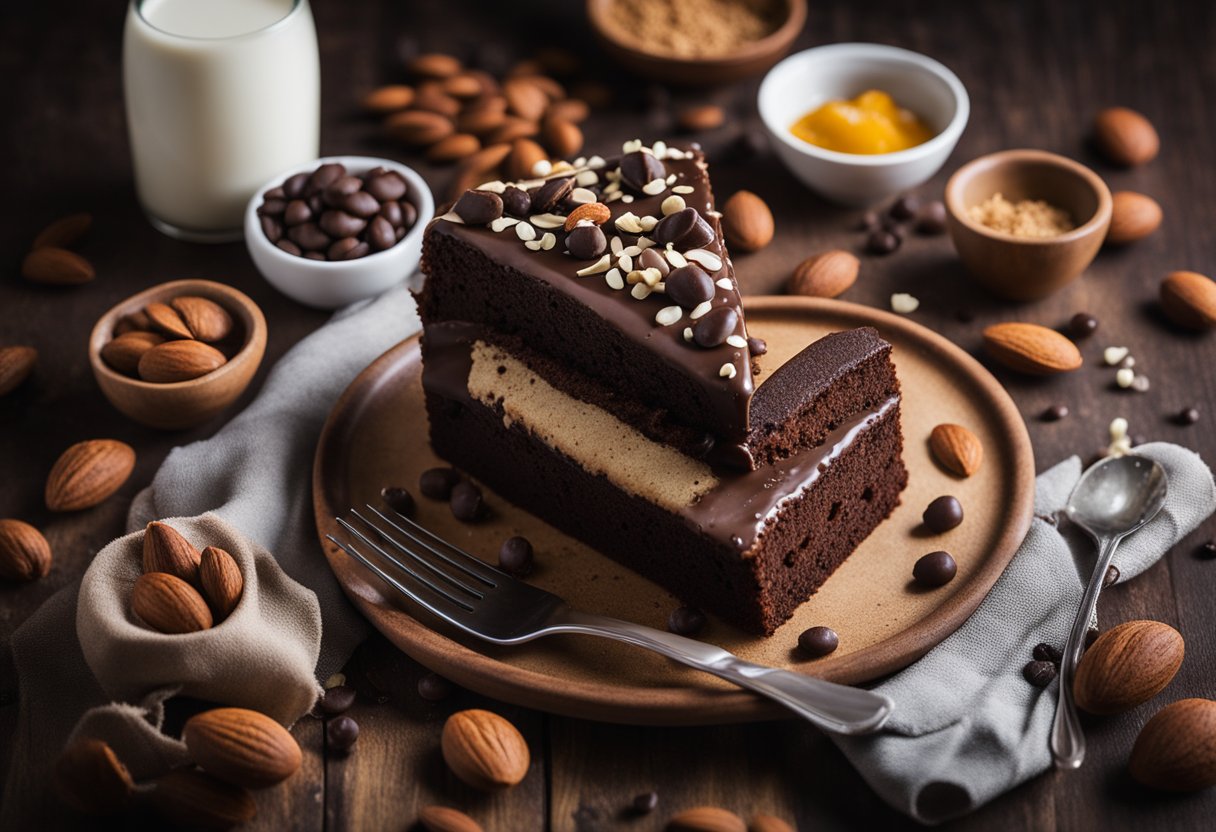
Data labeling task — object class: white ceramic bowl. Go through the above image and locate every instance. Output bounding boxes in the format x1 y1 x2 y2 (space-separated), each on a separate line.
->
758 43 969 206
244 155 434 309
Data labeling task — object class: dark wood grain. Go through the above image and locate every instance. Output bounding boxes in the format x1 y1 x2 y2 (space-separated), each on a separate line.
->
2 0 1215 830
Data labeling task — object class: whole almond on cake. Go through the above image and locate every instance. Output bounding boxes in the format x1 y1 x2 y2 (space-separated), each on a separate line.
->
1129 698 1216 791
143 521 202 583
1106 191 1162 245
1160 270 1216 330
1093 106 1159 167
721 190 774 253
147 768 257 829
418 806 483 832
666 806 747 832
982 322 1083 375
45 439 136 512
0 345 37 396
441 709 530 791
199 546 243 619
132 572 213 634
1074 620 1184 715
183 708 302 788
0 519 52 581
789 250 859 298
54 738 134 816
929 424 984 477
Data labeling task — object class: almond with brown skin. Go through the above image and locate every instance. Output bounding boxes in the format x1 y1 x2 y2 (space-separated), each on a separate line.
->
33 212 93 249
547 98 589 124
677 104 726 132
143 521 202 583
100 331 164 376
21 246 95 285
54 738 135 816
138 340 227 383
1106 191 1162 245
458 142 512 177
1074 620 1184 715
442 73 485 99
147 768 257 830
486 117 540 146
0 519 52 582
183 707 302 788
46 439 136 512
418 806 484 832
145 301 194 339
503 77 549 121
520 74 564 101
667 807 747 832
929 424 984 477
749 815 795 832
722 190 774 253
406 53 462 79
1093 106 1159 167
1129 698 1216 791
114 308 153 336
981 322 1083 375
457 97 508 135
361 84 414 113
788 250 859 298
0 345 37 395
171 296 234 342
1160 270 1216 331
441 709 530 791
564 202 611 231
505 138 548 181
199 546 243 620
427 133 482 163
385 110 454 146
542 116 583 158
132 572 213 634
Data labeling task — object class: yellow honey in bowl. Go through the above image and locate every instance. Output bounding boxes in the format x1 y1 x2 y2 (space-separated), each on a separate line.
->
790 90 933 155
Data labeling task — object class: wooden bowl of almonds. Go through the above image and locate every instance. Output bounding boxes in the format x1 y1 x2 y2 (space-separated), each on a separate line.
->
89 279 267 429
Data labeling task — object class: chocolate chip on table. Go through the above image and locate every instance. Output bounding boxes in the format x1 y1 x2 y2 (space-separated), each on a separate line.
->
449 481 485 522
914 201 948 235
1068 312 1099 339
1176 406 1200 425
888 194 921 221
530 176 575 214
631 791 659 814
1033 643 1063 664
922 496 964 533
419 467 462 500
326 715 360 752
693 306 739 348
453 189 503 225
664 264 715 309
1103 564 1120 587
667 606 706 636
1197 540 1216 559
565 224 607 260
318 685 356 716
1022 660 1057 687
619 149 665 193
380 486 415 516
1042 404 1070 422
418 672 453 702
858 211 882 231
501 185 532 217
912 551 957 587
797 625 839 657
499 536 534 576
747 336 767 356
866 229 901 255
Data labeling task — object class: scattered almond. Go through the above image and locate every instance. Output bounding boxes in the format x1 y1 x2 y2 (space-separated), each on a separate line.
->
505 138 548 181
138 340 227 383
788 250 858 298
132 572 213 634
170 296 234 342
981 322 1083 375
413 84 462 119
457 97 508 135
503 77 549 122
147 768 257 830
1074 620 1184 715
564 202 611 231
54 738 134 816
459 142 513 177
443 73 486 99
441 709 530 791
418 805 484 832
519 74 564 101
929 424 984 477
721 190 774 253
20 246 95 285
1093 106 1159 167
749 815 795 832
143 521 202 584
677 104 726 132
1129 698 1216 792
1160 270 1216 331
0 345 37 396
101 331 164 376
542 116 583 158
183 707 302 788
33 212 92 249
1106 191 1162 245
361 84 415 113
666 806 747 832
0 519 52 582
547 98 589 124
45 439 136 512
426 133 481 164
199 546 243 620
145 301 194 339
407 53 462 79
386 110 455 146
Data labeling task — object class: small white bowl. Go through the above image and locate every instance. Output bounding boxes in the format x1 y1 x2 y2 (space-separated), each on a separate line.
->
244 155 434 309
758 43 969 206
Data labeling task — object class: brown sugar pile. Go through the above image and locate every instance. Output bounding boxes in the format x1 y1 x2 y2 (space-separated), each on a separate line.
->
605 0 784 59
968 193 1075 238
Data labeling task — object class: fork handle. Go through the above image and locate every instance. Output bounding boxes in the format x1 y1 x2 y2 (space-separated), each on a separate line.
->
552 610 893 734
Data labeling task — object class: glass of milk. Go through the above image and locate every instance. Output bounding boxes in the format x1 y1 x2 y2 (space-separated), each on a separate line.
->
123 0 320 242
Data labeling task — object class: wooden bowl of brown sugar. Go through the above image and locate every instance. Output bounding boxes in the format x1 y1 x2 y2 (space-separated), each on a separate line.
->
587 0 807 86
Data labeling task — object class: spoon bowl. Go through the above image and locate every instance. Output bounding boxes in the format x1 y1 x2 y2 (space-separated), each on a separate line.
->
1065 454 1169 538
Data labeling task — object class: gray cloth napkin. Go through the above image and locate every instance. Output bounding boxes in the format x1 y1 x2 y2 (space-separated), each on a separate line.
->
833 442 1215 824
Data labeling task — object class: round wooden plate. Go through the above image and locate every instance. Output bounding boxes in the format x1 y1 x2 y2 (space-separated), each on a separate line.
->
313 296 1035 725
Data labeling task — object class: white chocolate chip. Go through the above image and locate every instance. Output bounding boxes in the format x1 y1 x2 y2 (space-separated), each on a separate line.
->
631 282 653 300
576 255 611 276
690 300 713 319
1116 367 1135 388
726 335 747 349
672 185 694 194
531 159 552 177
655 305 682 326
719 363 737 379
621 195 634 204
605 268 624 290
715 277 733 290
683 327 694 342
642 178 667 196
1104 346 1129 366
515 222 536 241
684 249 723 271
661 195 686 216
890 293 920 314
575 170 599 187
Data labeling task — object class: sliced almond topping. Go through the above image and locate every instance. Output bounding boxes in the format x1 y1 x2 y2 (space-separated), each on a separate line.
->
576 255 611 276
655 306 682 326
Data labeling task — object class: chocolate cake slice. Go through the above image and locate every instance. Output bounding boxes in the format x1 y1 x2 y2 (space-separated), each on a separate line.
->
417 140 907 635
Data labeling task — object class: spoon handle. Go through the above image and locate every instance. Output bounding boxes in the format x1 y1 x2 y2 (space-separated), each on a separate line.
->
1051 533 1122 769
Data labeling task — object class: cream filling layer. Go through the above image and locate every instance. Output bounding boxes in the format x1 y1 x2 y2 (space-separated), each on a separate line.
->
466 340 719 511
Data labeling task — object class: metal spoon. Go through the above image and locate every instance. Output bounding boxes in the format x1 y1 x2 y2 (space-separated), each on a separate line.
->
1051 454 1169 769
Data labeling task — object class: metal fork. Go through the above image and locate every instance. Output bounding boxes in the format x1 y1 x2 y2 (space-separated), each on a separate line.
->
328 505 894 734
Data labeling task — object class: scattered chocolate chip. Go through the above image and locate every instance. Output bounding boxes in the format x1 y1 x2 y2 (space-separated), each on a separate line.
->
858 211 882 231
1042 404 1070 422
1022 660 1057 687
1068 312 1099 339
619 149 665 193
1197 540 1216 559
889 194 921 221
922 496 963 533
692 306 738 348
866 229 901 255
912 551 957 587
417 672 453 702
914 200 948 235
747 336 767 356
797 625 839 657
499 536 534 576
667 606 706 636
1103 564 1120 587
665 264 715 309
565 224 607 260
453 189 503 225
632 791 659 814
654 207 714 250
1176 406 1200 425
318 685 356 715
531 176 575 214
419 467 462 500
449 481 485 522
501 185 532 217
380 486 415 516
326 716 360 752
1033 643 1063 664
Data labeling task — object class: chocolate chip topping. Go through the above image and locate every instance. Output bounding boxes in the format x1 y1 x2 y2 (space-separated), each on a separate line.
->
654 207 714 250
619 149 665 193
747 336 767 356
566 224 607 260
453 189 504 225
665 264 714 309
693 305 738 348
501 185 532 217
530 176 575 214
637 246 669 276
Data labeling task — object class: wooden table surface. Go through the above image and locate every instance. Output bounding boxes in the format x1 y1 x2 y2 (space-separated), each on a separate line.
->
3 0 1215 829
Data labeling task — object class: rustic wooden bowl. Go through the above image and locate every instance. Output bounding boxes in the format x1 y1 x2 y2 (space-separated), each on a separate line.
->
945 149 1112 301
89 279 267 430
586 0 807 86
